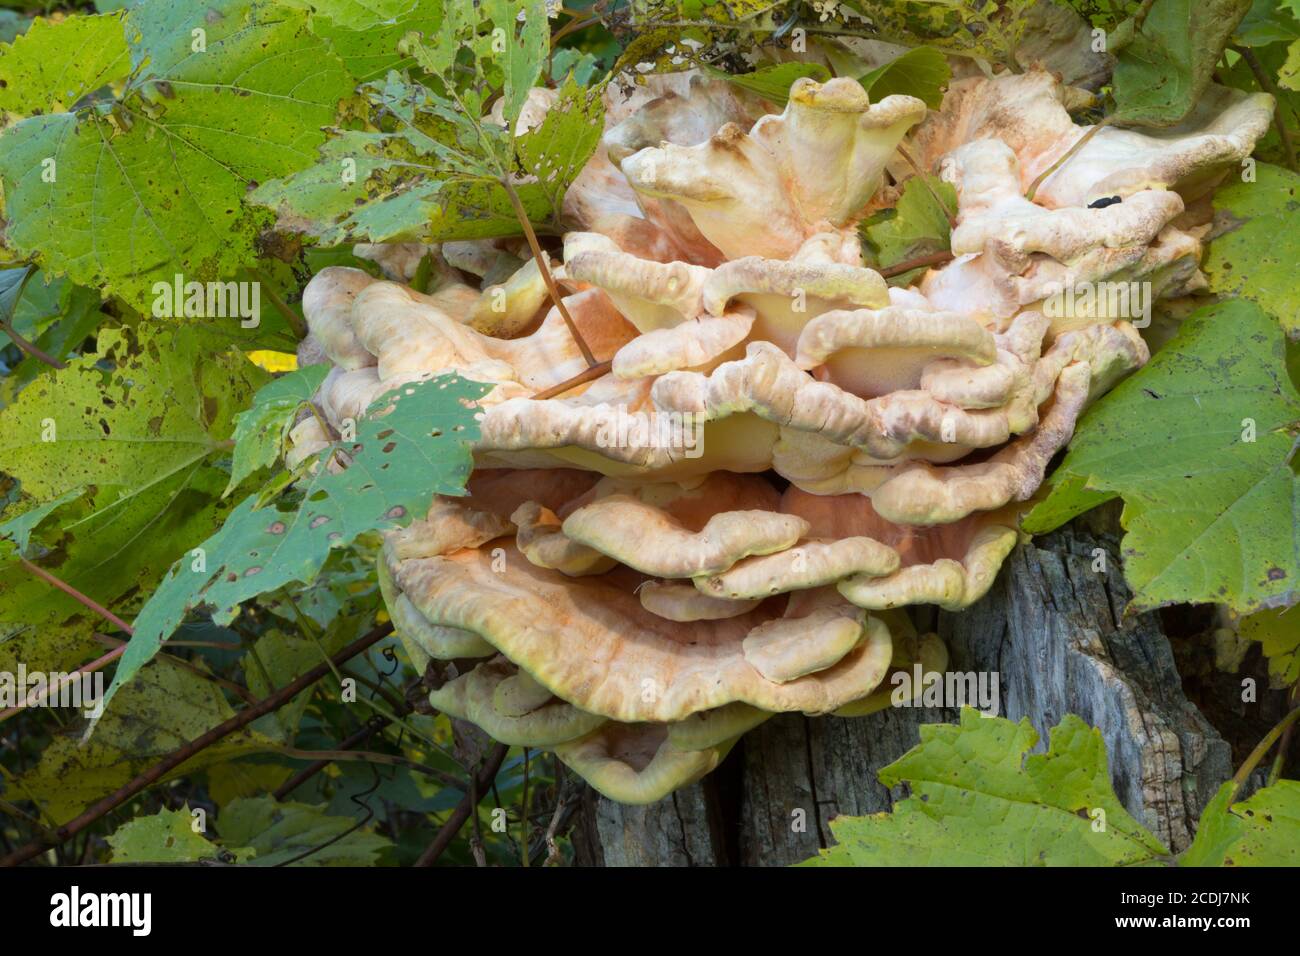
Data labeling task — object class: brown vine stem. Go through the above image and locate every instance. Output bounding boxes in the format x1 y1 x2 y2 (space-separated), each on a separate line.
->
1025 120 1109 202
0 621 393 867
1234 46 1298 173
19 556 134 635
879 250 955 278
500 176 598 367
274 719 389 799
0 645 125 723
414 742 510 867
531 359 613 400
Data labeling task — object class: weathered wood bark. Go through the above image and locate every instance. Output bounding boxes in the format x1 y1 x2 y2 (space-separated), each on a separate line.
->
573 524 1241 866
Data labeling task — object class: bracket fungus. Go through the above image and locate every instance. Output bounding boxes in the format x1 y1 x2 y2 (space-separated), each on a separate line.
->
292 63 1271 804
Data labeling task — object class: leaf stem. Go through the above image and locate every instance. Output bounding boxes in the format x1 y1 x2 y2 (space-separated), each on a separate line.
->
1234 46 1298 173
531 359 612 399
249 267 308 340
1026 120 1109 202
500 176 597 367
0 645 125 724
1229 701 1300 799
18 556 134 635
879 249 955 278
1 266 67 369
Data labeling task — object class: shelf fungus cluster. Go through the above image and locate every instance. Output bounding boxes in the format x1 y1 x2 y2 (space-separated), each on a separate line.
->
291 67 1271 804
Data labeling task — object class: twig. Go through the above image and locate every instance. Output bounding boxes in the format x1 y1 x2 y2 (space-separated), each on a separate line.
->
500 176 597 367
274 719 387 799
0 646 124 724
276 746 464 790
413 742 510 867
0 622 393 867
19 557 133 635
879 250 955 278
531 360 612 400
1235 46 1298 173
1026 121 1109 202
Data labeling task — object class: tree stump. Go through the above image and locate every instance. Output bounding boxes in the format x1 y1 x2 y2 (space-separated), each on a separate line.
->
573 524 1237 866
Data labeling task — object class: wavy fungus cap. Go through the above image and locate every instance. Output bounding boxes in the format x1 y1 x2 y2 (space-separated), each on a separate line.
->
288 62 1269 803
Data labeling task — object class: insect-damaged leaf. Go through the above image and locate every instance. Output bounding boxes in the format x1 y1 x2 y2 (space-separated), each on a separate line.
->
101 374 488 714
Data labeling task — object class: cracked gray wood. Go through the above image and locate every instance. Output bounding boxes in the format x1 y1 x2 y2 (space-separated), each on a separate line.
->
573 525 1234 866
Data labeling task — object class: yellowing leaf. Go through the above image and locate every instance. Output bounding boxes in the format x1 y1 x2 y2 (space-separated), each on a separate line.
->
1024 300 1300 614
800 710 1173 866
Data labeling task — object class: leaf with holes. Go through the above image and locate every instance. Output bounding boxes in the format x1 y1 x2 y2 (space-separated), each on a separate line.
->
0 0 353 311
1181 780 1300 865
18 663 280 825
102 373 488 713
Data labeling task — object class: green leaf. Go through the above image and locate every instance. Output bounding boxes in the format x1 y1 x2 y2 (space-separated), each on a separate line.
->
0 324 267 502
834 0 1036 61
304 0 444 82
1237 607 1300 683
1024 299 1300 614
254 68 604 243
217 795 393 865
0 13 131 115
1110 0 1254 126
1181 780 1300 865
103 374 487 712
0 325 267 645
0 490 81 555
858 46 949 110
512 74 606 221
107 806 225 863
1234 0 1300 45
1205 163 1300 338
1280 37 1300 87
227 365 330 495
0 0 353 312
703 62 831 107
485 0 549 126
800 709 1172 866
862 174 954 275
18 663 279 824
